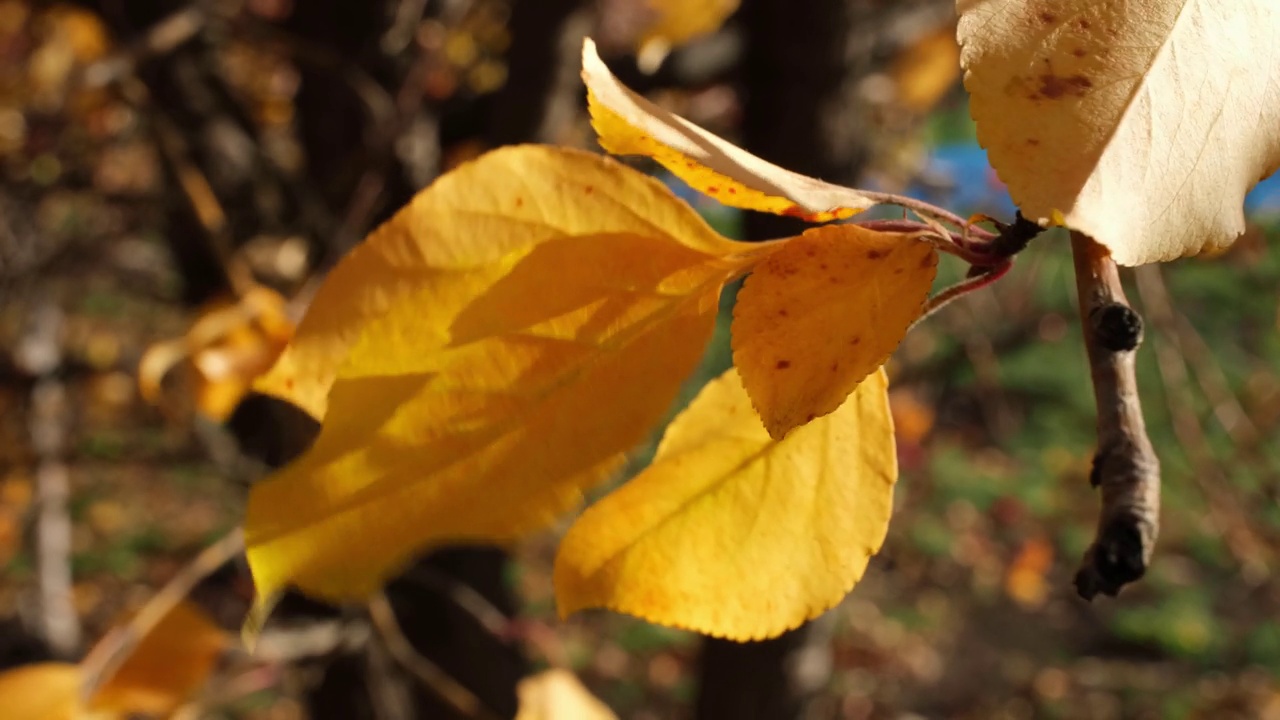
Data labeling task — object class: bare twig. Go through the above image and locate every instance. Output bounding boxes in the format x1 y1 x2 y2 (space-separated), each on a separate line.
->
367 593 502 720
1070 232 1161 600
16 297 79 657
80 529 246 701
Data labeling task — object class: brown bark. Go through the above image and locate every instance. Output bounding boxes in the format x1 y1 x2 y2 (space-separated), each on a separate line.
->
1069 232 1161 599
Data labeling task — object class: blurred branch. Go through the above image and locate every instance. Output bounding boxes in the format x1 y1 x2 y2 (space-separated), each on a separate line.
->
16 297 79 658
1134 266 1272 581
1070 232 1161 600
81 3 210 90
367 593 502 720
79 529 245 701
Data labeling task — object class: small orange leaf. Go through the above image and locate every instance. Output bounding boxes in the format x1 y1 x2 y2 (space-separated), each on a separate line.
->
583 38 879 222
139 285 294 421
554 367 896 640
89 601 228 716
1005 537 1055 609
0 602 226 720
732 225 937 438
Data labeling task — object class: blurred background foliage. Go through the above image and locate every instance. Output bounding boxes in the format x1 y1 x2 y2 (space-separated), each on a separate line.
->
3 0 1280 718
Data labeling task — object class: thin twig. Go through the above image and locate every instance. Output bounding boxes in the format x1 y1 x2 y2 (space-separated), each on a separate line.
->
1070 232 1161 600
80 529 246 701
367 593 502 720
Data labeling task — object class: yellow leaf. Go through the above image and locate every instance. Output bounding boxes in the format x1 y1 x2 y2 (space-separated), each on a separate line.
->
958 1 1280 265
554 367 896 641
246 146 758 606
732 225 937 439
88 601 228 716
515 669 618 720
0 663 101 720
637 0 740 68
889 24 961 114
583 38 879 223
255 145 740 421
139 285 294 421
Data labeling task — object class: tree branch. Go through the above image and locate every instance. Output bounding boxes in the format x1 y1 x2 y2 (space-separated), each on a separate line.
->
1070 232 1161 600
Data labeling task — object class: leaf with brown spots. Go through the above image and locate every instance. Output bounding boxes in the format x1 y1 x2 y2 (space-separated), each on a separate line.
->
959 0 1280 265
583 38 881 223
731 224 938 439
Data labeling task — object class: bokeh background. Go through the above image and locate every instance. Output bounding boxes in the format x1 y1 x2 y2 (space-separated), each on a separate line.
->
3 1 1280 718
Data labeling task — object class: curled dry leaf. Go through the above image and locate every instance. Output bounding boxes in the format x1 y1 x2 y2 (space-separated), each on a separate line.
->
246 146 761 610
959 0 1280 265
583 38 879 222
554 368 896 641
139 285 294 421
732 224 938 439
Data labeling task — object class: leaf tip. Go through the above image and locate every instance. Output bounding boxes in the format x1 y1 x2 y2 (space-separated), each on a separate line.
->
241 591 281 653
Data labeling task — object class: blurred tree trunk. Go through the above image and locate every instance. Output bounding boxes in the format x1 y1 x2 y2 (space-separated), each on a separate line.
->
696 0 947 717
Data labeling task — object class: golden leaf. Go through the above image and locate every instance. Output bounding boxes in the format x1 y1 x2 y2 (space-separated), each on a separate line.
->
732 225 937 438
246 146 758 608
554 367 896 640
0 663 99 720
88 601 228 716
959 0 1280 265
139 285 294 421
636 0 739 70
255 145 741 421
0 602 225 720
583 38 879 222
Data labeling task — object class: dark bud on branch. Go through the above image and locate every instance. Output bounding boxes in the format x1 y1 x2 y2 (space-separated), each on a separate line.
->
1091 302 1143 352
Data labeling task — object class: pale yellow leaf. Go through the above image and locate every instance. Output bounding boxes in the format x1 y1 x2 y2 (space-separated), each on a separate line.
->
255 145 739 420
0 663 104 720
583 38 880 222
515 669 618 720
246 147 760 606
732 225 937 439
554 367 897 641
959 0 1280 265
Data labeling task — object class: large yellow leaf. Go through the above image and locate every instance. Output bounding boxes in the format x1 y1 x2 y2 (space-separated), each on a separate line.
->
554 367 896 640
583 38 878 222
959 1 1280 265
732 225 937 439
246 151 761 605
255 145 740 420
